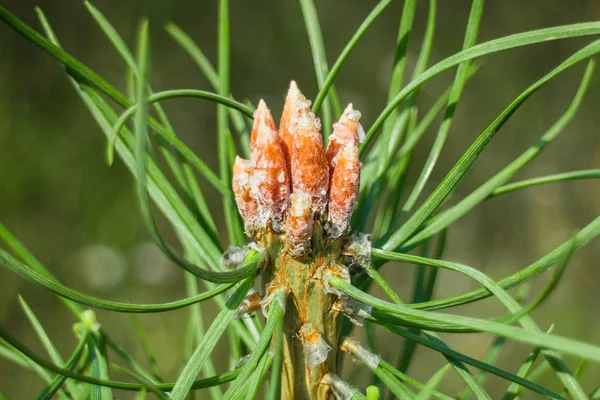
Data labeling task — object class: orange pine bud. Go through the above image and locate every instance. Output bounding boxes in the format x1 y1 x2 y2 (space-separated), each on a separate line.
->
290 108 329 217
232 156 258 234
326 103 364 170
285 192 313 256
250 100 290 232
279 81 311 166
326 141 360 238
250 99 277 151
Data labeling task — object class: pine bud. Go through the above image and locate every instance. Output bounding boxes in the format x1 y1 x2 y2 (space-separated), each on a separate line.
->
290 107 329 217
250 100 290 232
279 80 310 167
326 142 360 238
326 103 364 171
232 83 363 245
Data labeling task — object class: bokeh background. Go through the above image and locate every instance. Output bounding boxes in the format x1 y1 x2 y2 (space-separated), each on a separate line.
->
1 0 600 398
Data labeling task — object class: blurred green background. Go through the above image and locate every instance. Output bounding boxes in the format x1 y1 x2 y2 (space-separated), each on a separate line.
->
1 0 599 398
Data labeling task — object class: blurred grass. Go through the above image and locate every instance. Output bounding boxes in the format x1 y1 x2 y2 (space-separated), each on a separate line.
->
0 0 599 397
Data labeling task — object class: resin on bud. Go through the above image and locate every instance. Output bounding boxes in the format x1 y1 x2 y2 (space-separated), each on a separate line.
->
326 103 364 170
250 100 290 232
285 192 313 256
290 107 329 217
298 323 331 367
232 156 258 234
279 80 311 166
326 141 360 238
